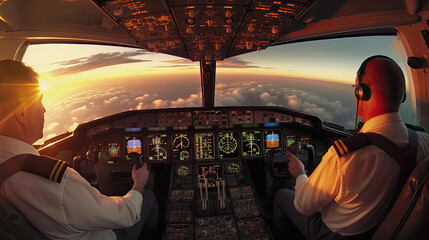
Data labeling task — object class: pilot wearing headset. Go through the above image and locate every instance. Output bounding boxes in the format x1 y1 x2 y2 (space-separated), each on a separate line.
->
0 59 158 240
273 56 429 239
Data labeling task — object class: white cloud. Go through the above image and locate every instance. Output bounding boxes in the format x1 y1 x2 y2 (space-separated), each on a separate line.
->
71 105 87 113
46 122 59 131
104 96 119 104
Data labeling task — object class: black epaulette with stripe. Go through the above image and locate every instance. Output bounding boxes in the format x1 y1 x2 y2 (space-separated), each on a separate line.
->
332 134 372 158
332 128 417 161
0 154 69 185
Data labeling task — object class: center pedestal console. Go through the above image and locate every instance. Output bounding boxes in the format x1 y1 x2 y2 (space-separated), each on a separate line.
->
164 160 271 240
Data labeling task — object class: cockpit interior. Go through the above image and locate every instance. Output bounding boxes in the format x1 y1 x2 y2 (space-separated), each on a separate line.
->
1 0 429 239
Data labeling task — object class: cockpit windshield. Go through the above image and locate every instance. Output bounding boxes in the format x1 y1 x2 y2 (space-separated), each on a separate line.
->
216 35 416 129
22 35 416 145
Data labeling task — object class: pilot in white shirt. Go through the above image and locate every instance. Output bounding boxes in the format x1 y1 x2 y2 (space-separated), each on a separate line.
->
0 59 157 240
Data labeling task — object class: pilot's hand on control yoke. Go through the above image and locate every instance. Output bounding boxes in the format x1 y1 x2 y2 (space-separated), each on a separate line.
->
131 162 149 195
286 151 305 178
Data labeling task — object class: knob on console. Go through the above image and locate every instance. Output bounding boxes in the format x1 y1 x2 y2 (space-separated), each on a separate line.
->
98 150 111 164
86 150 98 164
287 141 302 155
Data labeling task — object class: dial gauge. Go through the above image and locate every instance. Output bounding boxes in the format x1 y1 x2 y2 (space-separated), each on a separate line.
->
242 131 261 157
173 133 190 149
148 134 168 161
218 132 239 159
177 165 191 177
108 143 120 158
264 130 281 154
195 133 215 160
228 162 241 174
179 150 190 160
172 133 191 161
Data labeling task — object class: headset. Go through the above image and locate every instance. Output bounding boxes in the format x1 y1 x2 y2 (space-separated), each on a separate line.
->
354 55 406 134
354 55 406 103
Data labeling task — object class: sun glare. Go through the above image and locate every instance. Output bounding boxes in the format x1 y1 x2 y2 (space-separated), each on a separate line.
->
38 81 49 92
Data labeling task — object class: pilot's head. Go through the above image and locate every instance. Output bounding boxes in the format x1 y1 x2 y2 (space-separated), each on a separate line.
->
0 59 45 144
355 56 405 122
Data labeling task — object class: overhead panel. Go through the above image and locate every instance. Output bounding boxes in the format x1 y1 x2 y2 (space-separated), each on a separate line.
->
228 0 310 58
93 0 315 61
168 0 251 61
101 0 188 58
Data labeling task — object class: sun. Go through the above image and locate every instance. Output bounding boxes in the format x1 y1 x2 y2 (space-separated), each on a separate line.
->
38 81 49 92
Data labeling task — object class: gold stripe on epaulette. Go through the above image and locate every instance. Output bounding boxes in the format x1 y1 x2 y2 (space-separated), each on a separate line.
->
334 141 345 156
338 140 349 154
53 161 66 182
49 160 61 181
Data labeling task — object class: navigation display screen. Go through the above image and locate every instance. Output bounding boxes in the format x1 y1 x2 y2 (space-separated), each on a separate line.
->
195 133 215 160
125 136 143 163
108 143 120 158
218 132 239 159
172 133 191 161
286 136 296 147
242 131 261 157
126 137 142 154
300 136 311 145
264 130 281 153
148 134 168 161
197 163 223 188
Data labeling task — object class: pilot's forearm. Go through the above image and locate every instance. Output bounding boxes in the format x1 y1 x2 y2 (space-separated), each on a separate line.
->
293 147 340 215
63 169 143 230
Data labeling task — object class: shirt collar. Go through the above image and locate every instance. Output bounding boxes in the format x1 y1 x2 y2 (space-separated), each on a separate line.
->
0 135 39 163
360 112 402 133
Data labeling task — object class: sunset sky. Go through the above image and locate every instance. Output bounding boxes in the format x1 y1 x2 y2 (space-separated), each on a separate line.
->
22 35 415 144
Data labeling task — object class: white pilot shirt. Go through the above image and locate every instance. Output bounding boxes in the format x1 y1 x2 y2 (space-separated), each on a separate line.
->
293 112 429 236
0 135 143 240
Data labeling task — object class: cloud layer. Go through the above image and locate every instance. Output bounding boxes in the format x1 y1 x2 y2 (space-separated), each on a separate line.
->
49 50 150 76
40 77 355 143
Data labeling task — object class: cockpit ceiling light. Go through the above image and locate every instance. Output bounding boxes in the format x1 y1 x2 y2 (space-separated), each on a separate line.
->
226 26 232 33
225 18 233 24
186 27 193 33
187 18 195 24
225 10 232 18
272 27 279 34
248 24 255 32
189 10 196 18
113 7 123 17
207 19 214 27
215 42 220 50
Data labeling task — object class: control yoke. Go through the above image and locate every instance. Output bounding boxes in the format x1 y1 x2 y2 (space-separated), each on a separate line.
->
128 152 144 170
267 142 315 178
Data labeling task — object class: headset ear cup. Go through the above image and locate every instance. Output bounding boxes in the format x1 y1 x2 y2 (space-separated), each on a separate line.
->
354 83 371 101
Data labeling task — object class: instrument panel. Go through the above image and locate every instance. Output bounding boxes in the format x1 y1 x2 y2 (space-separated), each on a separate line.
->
75 106 324 166
82 129 313 165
